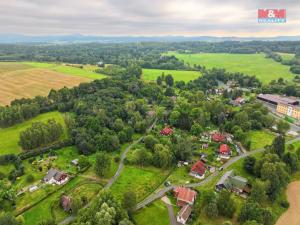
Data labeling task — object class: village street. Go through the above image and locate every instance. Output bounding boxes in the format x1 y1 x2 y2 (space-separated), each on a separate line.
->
136 136 300 210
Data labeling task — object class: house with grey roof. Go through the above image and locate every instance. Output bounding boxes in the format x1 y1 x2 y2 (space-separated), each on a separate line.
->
215 170 251 196
43 168 69 185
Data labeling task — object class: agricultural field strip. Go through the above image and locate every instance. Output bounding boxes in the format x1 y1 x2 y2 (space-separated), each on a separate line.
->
136 136 300 210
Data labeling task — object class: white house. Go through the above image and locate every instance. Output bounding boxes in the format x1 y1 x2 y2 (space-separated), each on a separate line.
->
43 168 69 185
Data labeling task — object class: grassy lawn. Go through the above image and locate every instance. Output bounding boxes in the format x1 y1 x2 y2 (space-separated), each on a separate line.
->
0 111 67 155
21 176 85 225
165 52 295 84
277 52 295 61
142 68 201 82
23 62 106 80
110 165 170 201
134 200 170 225
247 130 276 150
52 181 102 222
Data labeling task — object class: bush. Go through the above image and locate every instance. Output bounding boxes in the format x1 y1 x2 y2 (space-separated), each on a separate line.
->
26 174 35 183
280 200 290 208
114 156 120 163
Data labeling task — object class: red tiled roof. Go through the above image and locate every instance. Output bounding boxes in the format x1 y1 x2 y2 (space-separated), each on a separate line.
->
174 187 197 204
211 133 225 142
235 97 244 104
219 144 230 154
190 161 206 176
160 127 173 135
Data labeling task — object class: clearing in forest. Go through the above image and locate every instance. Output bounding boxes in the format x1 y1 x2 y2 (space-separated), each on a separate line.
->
165 52 295 84
0 111 67 155
142 68 201 82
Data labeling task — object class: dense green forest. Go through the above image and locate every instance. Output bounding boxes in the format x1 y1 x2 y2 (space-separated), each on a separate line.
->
1 41 300 70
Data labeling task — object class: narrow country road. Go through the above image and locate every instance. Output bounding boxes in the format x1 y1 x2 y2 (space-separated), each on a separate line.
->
59 118 157 225
136 136 300 210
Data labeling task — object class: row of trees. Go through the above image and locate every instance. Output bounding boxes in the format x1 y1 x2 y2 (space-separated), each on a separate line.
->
0 103 40 127
19 119 63 150
1 41 299 65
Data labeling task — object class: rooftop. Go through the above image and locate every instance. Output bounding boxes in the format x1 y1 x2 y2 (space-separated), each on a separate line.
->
174 187 197 203
257 94 299 105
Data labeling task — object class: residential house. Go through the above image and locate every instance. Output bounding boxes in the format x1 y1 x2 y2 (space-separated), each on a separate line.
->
219 144 231 159
211 133 225 142
173 187 197 207
43 168 69 185
160 127 173 136
234 97 245 105
61 195 72 212
215 170 251 196
190 161 206 179
177 204 192 225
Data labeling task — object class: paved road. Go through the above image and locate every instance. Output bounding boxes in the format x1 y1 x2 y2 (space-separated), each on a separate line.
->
161 196 179 225
136 136 300 210
59 118 157 225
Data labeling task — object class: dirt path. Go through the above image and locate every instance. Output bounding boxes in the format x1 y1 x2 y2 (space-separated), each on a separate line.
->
276 181 300 225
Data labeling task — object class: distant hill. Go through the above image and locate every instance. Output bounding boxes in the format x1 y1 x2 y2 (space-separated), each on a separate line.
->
1 34 300 44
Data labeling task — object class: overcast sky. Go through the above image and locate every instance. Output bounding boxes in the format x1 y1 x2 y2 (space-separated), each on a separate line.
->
0 0 299 37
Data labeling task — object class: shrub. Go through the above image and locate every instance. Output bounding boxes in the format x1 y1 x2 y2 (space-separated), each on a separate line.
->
26 174 35 183
280 200 290 208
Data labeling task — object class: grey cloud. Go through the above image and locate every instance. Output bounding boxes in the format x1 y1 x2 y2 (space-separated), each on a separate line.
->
0 0 299 36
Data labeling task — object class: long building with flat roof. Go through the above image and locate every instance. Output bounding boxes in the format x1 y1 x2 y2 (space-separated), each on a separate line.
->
257 94 299 106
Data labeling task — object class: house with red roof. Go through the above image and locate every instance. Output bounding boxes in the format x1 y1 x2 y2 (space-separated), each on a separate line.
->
189 161 206 179
173 187 197 207
219 144 231 159
160 127 173 136
234 97 245 105
211 133 225 142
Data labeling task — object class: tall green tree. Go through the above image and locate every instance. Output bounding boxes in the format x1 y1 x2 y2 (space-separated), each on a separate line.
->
272 135 285 158
94 152 111 177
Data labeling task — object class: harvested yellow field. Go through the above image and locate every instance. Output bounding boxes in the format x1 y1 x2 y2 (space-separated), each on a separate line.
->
0 62 33 73
276 181 300 225
0 68 91 105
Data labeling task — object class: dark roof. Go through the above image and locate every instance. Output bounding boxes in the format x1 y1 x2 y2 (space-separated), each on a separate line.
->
257 94 299 105
44 168 58 181
216 170 248 190
61 195 71 211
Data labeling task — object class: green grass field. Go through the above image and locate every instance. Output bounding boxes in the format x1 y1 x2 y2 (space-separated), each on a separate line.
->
23 62 105 80
165 52 295 84
247 130 276 150
142 68 201 82
277 52 295 61
110 165 170 201
0 111 67 155
134 200 170 225
22 176 84 225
